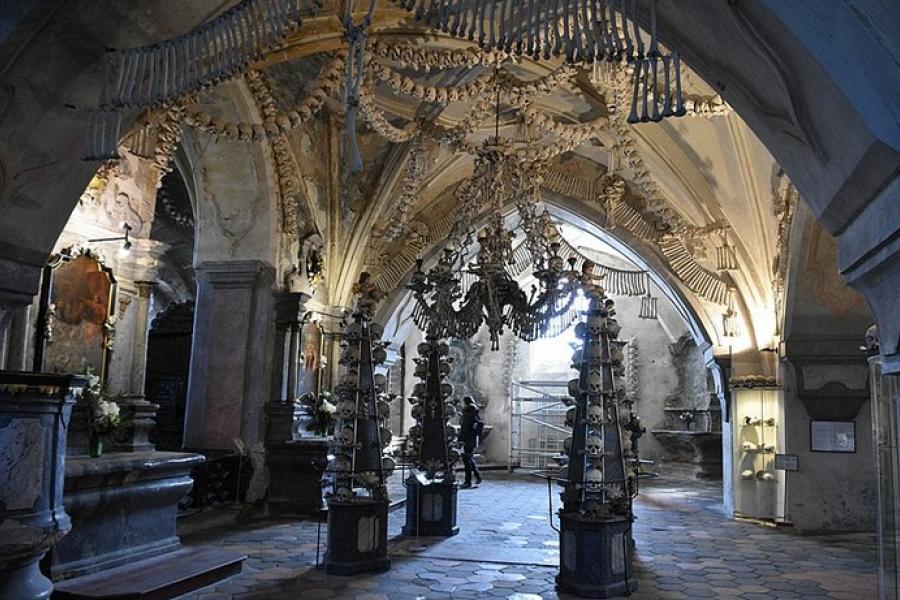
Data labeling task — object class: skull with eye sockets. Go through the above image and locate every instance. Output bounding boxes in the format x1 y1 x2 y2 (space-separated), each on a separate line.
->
586 435 603 456
584 467 604 491
587 314 605 336
587 371 604 395
587 404 605 426
336 401 357 420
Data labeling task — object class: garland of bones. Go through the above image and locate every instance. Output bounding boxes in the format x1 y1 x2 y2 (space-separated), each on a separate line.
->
123 30 732 305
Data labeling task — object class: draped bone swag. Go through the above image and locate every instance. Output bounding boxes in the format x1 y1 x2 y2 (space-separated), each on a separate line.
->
87 1 788 350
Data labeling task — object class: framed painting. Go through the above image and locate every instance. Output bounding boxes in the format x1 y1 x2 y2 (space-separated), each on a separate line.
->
34 247 117 380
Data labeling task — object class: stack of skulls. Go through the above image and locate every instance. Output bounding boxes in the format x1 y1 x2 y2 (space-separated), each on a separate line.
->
406 337 461 479
326 314 395 502
559 296 637 521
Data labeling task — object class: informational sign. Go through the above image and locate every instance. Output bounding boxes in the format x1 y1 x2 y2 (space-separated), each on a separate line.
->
810 420 856 453
775 454 799 471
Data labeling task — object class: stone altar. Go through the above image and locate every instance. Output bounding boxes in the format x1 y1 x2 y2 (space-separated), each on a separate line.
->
46 451 204 580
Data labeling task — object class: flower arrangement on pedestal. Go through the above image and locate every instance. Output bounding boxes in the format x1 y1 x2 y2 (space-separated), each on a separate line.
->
82 369 120 457
298 390 336 437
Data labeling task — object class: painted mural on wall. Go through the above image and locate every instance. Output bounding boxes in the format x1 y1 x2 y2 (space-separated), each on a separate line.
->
43 253 115 377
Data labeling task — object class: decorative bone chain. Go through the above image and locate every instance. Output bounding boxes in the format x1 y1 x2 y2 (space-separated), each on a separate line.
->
85 0 322 160
392 0 686 124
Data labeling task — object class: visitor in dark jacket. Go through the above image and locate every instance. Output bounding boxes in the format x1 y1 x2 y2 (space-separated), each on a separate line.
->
459 396 483 488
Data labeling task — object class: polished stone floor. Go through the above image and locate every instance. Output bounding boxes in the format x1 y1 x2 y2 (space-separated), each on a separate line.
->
176 472 876 599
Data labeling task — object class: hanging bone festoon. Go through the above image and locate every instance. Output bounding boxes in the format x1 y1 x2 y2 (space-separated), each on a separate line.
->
393 0 687 125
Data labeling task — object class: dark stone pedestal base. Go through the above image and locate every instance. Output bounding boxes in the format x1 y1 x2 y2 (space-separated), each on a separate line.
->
324 499 390 576
402 477 459 537
1 556 52 600
47 451 204 581
556 513 636 599
265 439 328 517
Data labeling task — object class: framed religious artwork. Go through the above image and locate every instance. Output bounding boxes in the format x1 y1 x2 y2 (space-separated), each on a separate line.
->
33 246 117 381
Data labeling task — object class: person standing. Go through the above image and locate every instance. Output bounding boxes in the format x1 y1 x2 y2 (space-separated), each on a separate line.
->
459 396 483 488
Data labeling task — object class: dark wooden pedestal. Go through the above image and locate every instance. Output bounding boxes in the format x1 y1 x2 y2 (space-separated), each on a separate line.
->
265 439 328 517
324 499 390 576
556 512 636 598
402 477 459 537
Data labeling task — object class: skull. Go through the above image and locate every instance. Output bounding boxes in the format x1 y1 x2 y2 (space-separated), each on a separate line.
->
607 320 621 339
413 360 428 378
408 425 423 439
379 427 393 447
584 467 603 491
587 370 604 395
382 456 396 476
565 406 576 427
329 454 352 472
373 373 387 388
610 345 624 365
343 322 361 340
563 436 572 454
587 404 605 426
441 383 454 397
377 400 391 418
417 341 433 356
336 427 355 446
412 382 427 397
372 347 388 365
341 370 359 387
587 314 605 336
567 378 581 398
369 322 384 340
586 435 603 456
586 340 604 362
444 403 457 418
437 342 450 356
439 361 451 376
411 404 424 419
865 324 880 352
757 470 776 482
574 322 587 339
340 345 360 365
334 485 353 502
336 401 357 420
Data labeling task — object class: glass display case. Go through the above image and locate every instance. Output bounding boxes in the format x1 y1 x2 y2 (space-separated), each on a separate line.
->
732 387 780 520
871 356 900 600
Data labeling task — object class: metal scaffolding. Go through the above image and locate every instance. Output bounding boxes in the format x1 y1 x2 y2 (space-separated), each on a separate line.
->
508 380 571 471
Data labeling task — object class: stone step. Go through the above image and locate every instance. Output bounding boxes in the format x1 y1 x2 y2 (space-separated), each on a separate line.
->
52 547 245 600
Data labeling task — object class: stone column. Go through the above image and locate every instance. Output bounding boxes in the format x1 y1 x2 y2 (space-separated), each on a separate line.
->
184 260 275 451
106 239 166 453
1 304 30 370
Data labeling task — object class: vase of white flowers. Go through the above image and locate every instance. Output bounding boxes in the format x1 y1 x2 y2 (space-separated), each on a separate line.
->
298 390 336 437
82 369 120 458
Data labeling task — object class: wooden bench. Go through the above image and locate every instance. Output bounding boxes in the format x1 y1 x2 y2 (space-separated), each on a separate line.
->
52 547 245 600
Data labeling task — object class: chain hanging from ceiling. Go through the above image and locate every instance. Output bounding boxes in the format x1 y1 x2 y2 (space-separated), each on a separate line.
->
393 0 686 124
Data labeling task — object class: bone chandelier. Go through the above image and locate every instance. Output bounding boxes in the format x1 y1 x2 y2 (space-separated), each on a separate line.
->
407 136 606 350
